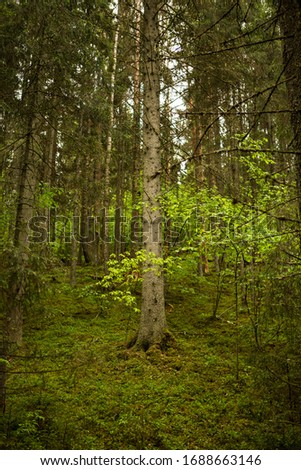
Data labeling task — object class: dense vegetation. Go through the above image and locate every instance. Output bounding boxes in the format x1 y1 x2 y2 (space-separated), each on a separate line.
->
1 0 301 449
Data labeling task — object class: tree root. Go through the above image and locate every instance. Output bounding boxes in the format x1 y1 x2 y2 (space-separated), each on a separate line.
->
127 330 176 353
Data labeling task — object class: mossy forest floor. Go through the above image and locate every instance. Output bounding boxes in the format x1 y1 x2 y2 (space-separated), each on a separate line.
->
1 260 300 450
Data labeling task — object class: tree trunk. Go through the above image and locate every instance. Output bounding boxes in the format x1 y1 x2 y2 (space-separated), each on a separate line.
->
44 102 58 244
278 0 301 224
1 91 39 414
70 203 79 286
103 3 120 272
131 0 142 255
193 115 209 276
0 12 44 412
93 123 103 265
135 0 167 351
8 113 38 345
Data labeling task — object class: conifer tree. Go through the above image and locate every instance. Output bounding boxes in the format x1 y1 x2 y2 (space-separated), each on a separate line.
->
135 0 167 350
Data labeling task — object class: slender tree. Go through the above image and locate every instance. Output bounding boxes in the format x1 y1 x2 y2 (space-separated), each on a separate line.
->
103 1 120 272
131 0 143 254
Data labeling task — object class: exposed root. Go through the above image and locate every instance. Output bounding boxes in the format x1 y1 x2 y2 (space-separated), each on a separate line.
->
127 330 176 353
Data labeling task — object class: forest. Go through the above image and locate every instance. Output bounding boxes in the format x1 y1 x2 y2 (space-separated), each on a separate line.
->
0 0 301 450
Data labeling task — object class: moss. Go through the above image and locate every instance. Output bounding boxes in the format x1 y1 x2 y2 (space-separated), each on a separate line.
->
1 263 301 450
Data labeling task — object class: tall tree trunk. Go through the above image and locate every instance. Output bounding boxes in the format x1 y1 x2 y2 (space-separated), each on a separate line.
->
114 147 124 258
70 203 79 286
45 100 58 244
1 89 39 413
193 115 209 276
93 123 104 266
131 0 142 255
161 87 175 257
135 0 167 350
103 3 120 272
278 0 301 226
70 138 81 284
9 113 38 344
80 147 93 264
0 8 46 411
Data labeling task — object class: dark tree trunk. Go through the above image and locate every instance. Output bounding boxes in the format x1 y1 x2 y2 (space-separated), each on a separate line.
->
279 0 301 223
1 71 39 413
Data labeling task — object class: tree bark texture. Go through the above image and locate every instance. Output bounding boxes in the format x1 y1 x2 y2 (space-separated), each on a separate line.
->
136 0 167 350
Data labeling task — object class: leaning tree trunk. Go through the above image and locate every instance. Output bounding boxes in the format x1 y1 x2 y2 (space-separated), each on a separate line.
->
135 0 167 351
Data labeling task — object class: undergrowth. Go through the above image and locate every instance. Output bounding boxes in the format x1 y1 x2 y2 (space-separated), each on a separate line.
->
0 259 300 450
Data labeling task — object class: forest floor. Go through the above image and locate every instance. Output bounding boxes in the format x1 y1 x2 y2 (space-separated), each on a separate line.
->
1 260 300 450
